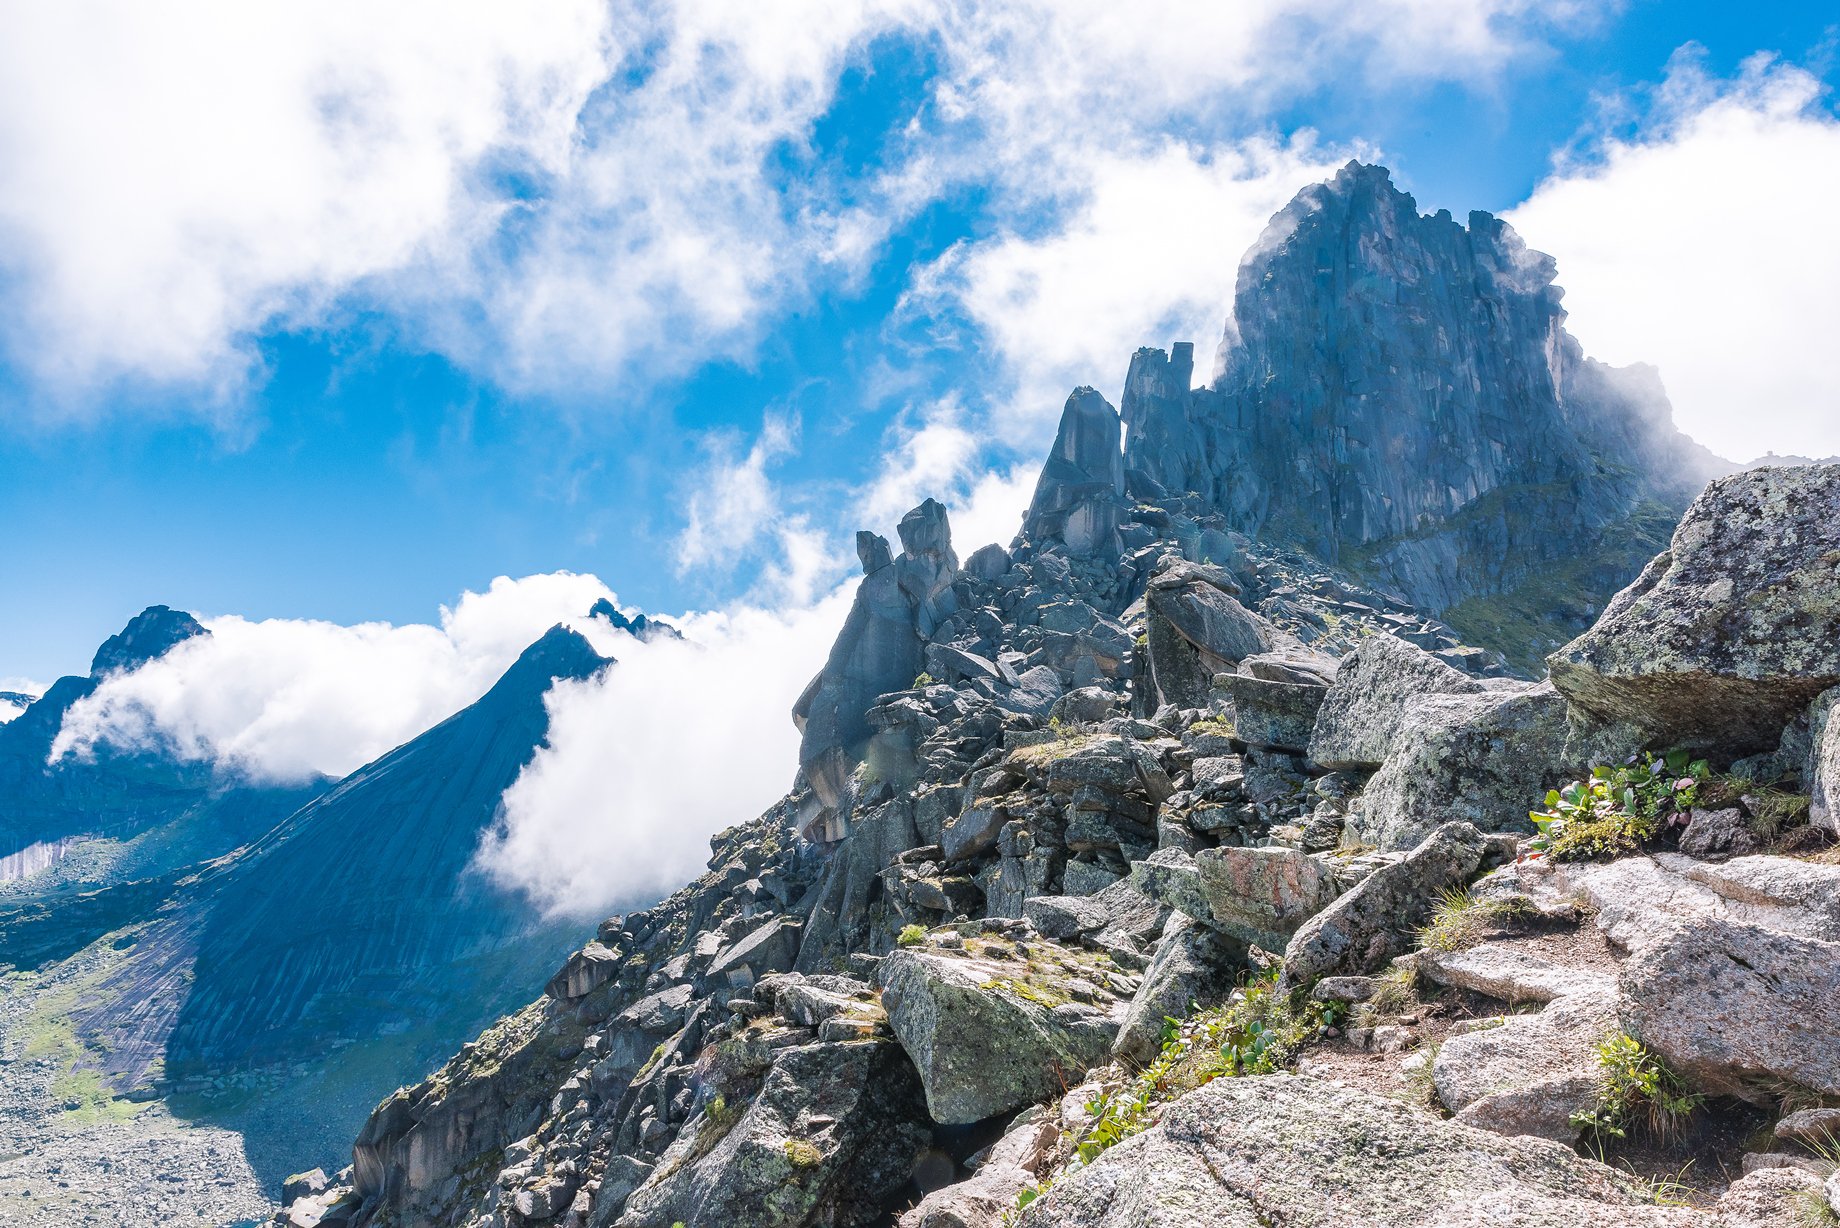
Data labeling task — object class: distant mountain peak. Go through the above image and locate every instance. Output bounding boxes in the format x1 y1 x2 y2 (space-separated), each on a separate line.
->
89 605 207 678
488 624 608 704
586 597 682 642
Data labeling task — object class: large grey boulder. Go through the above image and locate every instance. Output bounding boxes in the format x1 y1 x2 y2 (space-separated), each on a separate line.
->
1549 463 1840 760
1433 989 1619 1142
1189 845 1345 950
1811 688 1840 836
880 940 1126 1124
1354 682 1569 851
1127 849 1213 928
1143 561 1284 709
1309 633 1488 770
615 1039 929 1228
1023 878 1167 943
1219 673 1325 754
1279 821 1489 990
1620 915 1840 1100
1417 941 1612 1006
1112 914 1246 1064
1016 1075 1714 1227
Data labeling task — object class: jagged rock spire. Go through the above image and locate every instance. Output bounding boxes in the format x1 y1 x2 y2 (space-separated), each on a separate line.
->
1022 386 1125 558
793 499 960 831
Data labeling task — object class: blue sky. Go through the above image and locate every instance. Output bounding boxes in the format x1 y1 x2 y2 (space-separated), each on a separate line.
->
2 1 1838 690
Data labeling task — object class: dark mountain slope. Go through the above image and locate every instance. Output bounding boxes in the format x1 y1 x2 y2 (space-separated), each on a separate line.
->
164 625 604 1075
3 625 611 1183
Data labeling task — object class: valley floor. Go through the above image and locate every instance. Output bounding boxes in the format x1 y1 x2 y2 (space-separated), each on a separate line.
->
0 938 273 1227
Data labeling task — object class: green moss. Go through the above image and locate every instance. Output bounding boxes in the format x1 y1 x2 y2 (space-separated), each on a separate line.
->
981 977 1070 1009
782 1138 822 1168
1010 733 1100 767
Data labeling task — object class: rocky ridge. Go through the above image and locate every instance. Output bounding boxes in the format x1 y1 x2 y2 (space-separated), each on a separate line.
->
280 170 1839 1228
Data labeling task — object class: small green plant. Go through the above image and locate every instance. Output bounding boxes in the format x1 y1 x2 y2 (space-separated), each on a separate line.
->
1003 1177 1056 1225
1530 752 1710 862
1792 1194 1839 1227
1570 1032 1703 1144
912 672 936 688
783 1138 822 1168
1068 970 1335 1170
1417 888 1526 953
897 923 927 947
706 1094 741 1130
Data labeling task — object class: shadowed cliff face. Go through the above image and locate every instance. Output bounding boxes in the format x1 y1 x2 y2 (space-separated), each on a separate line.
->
164 625 604 1075
1120 161 1728 668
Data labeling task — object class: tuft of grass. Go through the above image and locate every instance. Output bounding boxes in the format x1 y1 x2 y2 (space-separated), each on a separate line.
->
1571 1032 1703 1146
1625 1160 1700 1209
1417 889 1527 954
1792 1189 1839 1228
1362 964 1420 1021
897 924 927 947
1402 1040 1442 1110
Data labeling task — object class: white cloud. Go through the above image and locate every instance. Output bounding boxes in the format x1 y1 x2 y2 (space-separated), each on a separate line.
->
0 700 25 725
951 463 1038 557
1509 51 1840 461
676 415 801 572
474 585 855 917
0 1 614 405
51 572 616 782
909 137 1356 439
0 0 1611 411
857 400 1036 556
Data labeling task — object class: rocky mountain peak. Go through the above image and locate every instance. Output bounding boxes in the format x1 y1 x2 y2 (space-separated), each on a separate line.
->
493 623 607 698
586 598 681 642
1121 162 1728 666
88 604 207 678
